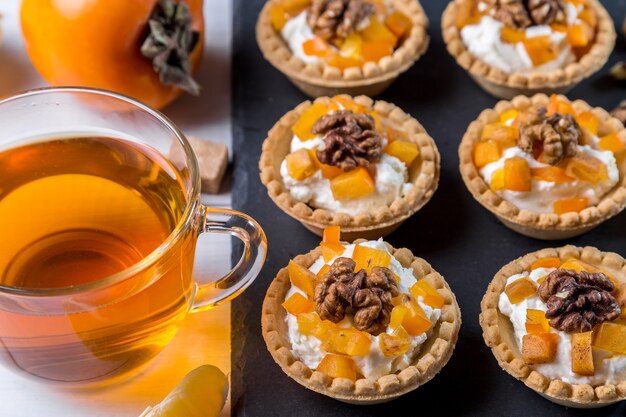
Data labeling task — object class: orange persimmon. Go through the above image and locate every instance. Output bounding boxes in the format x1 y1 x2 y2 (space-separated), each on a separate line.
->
21 0 204 110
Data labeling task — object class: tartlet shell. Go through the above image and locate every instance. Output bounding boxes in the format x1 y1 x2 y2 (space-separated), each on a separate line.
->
259 95 440 240
480 245 626 407
458 93 626 240
441 0 616 100
256 0 430 98
261 241 462 404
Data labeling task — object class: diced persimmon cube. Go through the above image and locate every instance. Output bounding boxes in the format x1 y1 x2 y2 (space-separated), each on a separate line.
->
523 35 557 66
316 354 357 381
410 280 444 309
385 11 411 39
522 333 559 364
322 225 341 245
286 149 318 180
480 124 518 149
292 102 329 140
282 292 315 315
352 244 391 274
559 258 617 286
379 326 411 357
501 26 526 43
386 127 408 142
384 140 420 167
270 4 287 31
297 312 322 335
322 327 372 356
547 94 577 117
288 260 318 299
593 322 626 354
490 168 505 192
578 8 597 28
473 141 501 168
598 132 625 153
530 166 575 184
360 16 397 46
530 257 561 270
331 95 367 113
326 53 363 69
390 304 408 329
500 109 520 124
525 309 550 334
568 22 594 47
309 150 343 179
280 0 312 16
550 23 568 33
340 33 362 59
455 0 482 29
553 197 588 214
316 264 331 280
390 295 432 336
321 242 345 262
303 36 331 57
402 308 432 336
361 40 394 62
563 153 608 184
504 156 531 192
504 277 537 304
576 111 599 135
330 167 376 200
311 319 340 341
571 331 595 376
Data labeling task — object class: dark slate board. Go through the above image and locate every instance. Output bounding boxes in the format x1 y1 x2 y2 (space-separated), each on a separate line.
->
231 1 626 415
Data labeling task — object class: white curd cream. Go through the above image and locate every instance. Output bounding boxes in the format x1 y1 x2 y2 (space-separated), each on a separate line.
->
498 268 626 385
285 240 441 380
479 144 618 213
280 133 413 216
281 11 319 64
460 10 576 74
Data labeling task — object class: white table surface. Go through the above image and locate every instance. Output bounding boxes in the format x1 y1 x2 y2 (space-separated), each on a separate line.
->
0 1 234 416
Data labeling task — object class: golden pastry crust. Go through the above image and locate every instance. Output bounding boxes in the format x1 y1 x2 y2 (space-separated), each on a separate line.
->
256 0 430 97
458 93 626 240
441 0 616 99
480 245 626 408
259 95 440 240
262 241 461 403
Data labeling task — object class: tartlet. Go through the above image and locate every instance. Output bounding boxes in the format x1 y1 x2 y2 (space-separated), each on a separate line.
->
442 0 616 99
259 95 440 240
480 245 626 407
459 93 626 240
262 232 461 403
256 0 429 98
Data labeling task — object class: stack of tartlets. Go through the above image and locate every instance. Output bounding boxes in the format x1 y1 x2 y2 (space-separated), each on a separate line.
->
442 0 616 99
256 0 430 97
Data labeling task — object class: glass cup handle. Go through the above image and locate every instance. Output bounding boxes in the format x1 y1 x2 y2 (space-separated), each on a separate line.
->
190 206 267 312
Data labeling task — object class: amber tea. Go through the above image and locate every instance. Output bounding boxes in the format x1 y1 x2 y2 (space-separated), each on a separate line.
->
0 136 196 382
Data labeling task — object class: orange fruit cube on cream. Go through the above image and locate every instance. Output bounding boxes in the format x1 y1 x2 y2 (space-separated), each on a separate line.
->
379 326 411 357
316 264 331 280
499 109 520 124
384 140 420 167
480 124 518 149
474 141 501 168
389 296 432 336
286 149 318 181
312 320 340 341
490 168 505 191
504 277 537 304
598 133 625 153
385 11 411 39
352 244 391 274
322 328 372 356
361 40 394 62
530 257 561 270
321 226 344 261
522 333 559 364
410 280 444 309
282 293 315 315
522 36 557 66
330 167 376 200
562 153 608 184
504 156 532 192
576 111 599 136
316 354 357 381
571 331 595 376
331 95 367 113
303 36 331 57
270 4 287 31
287 260 318 298
547 94 576 117
360 16 397 46
530 166 574 184
326 53 363 70
501 26 526 43
592 322 626 355
525 309 550 334
559 258 617 286
567 22 594 47
553 197 588 215
297 312 322 335
292 102 328 140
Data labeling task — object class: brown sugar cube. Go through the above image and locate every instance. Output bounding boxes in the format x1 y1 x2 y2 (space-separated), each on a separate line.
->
188 136 229 194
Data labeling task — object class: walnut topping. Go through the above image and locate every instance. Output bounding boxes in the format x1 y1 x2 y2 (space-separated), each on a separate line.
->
307 0 375 41
538 269 621 333
315 257 399 335
517 107 580 165
489 0 565 29
313 110 383 171
610 100 626 126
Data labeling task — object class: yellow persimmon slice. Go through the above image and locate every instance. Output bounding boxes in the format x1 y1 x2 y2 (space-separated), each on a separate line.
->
504 277 537 304
287 260 317 298
571 331 595 376
525 309 550 334
384 140 419 167
474 141 501 168
504 156 531 192
329 167 376 200
553 197 588 215
292 102 328 140
598 132 625 153
530 257 561 270
409 280 444 309
522 333 558 364
282 292 315 315
316 354 357 381
286 149 318 180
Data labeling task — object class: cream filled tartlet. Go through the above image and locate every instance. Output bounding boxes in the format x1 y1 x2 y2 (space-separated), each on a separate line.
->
481 246 626 407
262 227 461 403
260 95 439 240
442 0 615 99
459 94 626 239
256 0 429 97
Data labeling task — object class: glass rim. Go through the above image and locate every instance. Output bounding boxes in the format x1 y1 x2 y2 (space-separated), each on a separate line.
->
0 86 201 298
